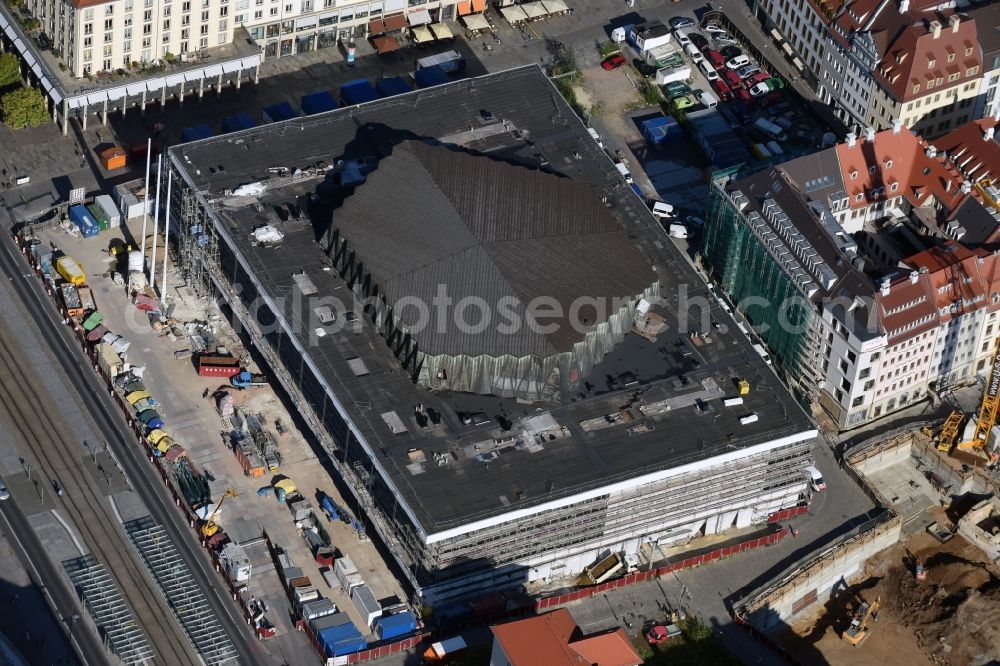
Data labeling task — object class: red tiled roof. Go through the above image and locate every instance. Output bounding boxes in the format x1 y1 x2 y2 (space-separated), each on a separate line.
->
71 0 114 8
835 125 968 212
874 15 981 102
936 117 1000 184
491 609 641 666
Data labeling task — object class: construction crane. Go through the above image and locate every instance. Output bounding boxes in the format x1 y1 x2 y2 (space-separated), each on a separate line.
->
842 595 880 646
941 335 1000 463
200 488 237 537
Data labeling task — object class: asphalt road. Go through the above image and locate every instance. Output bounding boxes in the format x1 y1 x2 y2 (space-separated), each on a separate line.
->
0 212 271 665
0 495 100 665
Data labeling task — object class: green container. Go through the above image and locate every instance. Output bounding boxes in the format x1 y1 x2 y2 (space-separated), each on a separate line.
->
87 204 110 231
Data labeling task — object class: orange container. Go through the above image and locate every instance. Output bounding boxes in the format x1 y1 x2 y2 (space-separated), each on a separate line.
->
100 147 127 170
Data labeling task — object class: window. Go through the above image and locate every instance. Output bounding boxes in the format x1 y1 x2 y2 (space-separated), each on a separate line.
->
913 84 920 94
162 31 170 42
218 32 227 43
855 193 863 202
254 10 263 18
163 19 171 28
200 24 208 34
200 36 208 46
103 44 112 56
270 7 277 15
847 350 857 364
864 379 875 391
144 9 152 20
949 73 959 82
859 367 870 379
183 1 191 10
890 182 899 192
285 3 292 10
966 46 974 56
947 52 954 62
104 18 113 29
839 359 849 373
124 40 131 52
928 58 935 68
124 27 132 38
236 0 248 8
83 48 93 60
220 6 228 16
218 18 227 29
201 10 209 20
84 8 95 19
852 396 864 407
104 31 113 42
236 13 246 21
84 36 92 46
968 66 979 76
84 22 94 34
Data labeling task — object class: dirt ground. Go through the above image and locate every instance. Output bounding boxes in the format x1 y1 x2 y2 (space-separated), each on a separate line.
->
780 507 1000 666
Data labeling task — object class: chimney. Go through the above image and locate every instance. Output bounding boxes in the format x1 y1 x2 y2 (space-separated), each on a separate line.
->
892 119 902 134
986 126 996 141
899 0 909 11
926 144 938 158
919 265 929 274
866 127 876 142
930 20 942 39
880 277 891 296
950 14 960 33
961 181 972 193
910 270 919 284
847 132 857 147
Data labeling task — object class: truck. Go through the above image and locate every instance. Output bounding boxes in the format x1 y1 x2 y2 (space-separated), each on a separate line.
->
753 117 787 141
628 20 670 52
655 65 691 86
416 50 465 74
423 636 467 662
581 552 624 585
230 369 269 389
196 354 242 377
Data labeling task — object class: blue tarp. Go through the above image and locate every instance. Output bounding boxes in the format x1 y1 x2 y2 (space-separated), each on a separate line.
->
375 612 417 641
340 79 379 105
414 65 450 88
318 624 367 657
641 115 682 145
301 90 339 115
262 101 299 123
375 77 411 97
221 112 257 133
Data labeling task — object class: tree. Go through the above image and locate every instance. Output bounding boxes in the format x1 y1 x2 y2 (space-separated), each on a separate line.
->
1 86 48 129
0 52 20 91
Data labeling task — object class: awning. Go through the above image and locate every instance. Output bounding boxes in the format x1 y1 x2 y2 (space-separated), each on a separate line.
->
457 1 471 16
383 13 408 31
411 25 434 42
541 0 568 11
368 18 386 34
461 13 490 31
521 1 548 19
500 5 528 23
472 0 486 10
373 35 401 53
407 9 431 25
769 27 783 42
430 23 453 40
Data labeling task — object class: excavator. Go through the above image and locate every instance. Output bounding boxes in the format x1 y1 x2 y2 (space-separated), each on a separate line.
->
934 335 1000 464
200 488 237 537
842 594 880 646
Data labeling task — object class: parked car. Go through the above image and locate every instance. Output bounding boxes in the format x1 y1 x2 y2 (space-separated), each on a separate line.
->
726 55 750 69
673 29 691 48
663 81 693 98
720 45 742 59
685 44 705 65
758 91 785 108
0 479 8 501
736 64 760 78
674 95 696 110
601 54 627 70
689 33 708 51
698 60 720 82
705 49 726 69
648 199 675 219
734 86 752 102
669 16 696 29
749 81 775 97
711 78 733 101
633 58 657 77
745 72 770 87
722 69 743 89
703 22 728 36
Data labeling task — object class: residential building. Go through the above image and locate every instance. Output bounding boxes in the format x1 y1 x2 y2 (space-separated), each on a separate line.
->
966 0 1000 120
702 125 1000 429
753 0 982 137
165 67 819 604
490 609 642 666
20 0 462 78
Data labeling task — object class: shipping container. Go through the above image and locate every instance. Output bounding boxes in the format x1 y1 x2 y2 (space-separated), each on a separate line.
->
95 195 121 228
68 205 99 238
196 354 241 377
351 584 382 628
61 283 84 318
318 623 367 658
375 611 417 641
310 612 352 634
87 203 109 230
300 598 336 621
334 557 361 592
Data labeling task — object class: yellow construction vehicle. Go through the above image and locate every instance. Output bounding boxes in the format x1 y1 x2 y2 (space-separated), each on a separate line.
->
200 488 237 537
943 335 1000 463
843 595 880 646
935 410 964 452
737 379 751 396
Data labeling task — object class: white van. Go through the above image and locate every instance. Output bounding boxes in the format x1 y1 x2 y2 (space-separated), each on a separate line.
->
587 127 605 149
698 60 719 82
668 223 689 238
753 117 787 141
673 28 691 48
684 43 704 65
752 343 771 365
615 162 633 183
697 90 719 108
805 465 826 492
649 200 675 219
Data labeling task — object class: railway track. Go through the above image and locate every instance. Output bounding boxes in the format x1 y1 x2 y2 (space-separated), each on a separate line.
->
0 313 201 665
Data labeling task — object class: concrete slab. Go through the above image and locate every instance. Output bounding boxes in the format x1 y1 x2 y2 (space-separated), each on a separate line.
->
867 460 937 526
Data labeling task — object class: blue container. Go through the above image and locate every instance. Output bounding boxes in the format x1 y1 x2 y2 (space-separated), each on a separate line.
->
69 205 99 238
301 91 339 115
641 115 681 146
375 77 411 97
375 612 417 641
318 624 367 657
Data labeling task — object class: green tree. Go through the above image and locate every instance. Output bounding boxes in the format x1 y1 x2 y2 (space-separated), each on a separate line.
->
1 86 48 129
0 52 20 90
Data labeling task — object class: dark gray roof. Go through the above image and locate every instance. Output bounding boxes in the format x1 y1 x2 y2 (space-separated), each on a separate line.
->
952 196 1000 245
170 66 813 534
331 140 656 356
967 3 1000 58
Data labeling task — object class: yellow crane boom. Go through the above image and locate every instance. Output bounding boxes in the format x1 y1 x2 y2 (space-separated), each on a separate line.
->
953 335 1000 463
200 488 237 537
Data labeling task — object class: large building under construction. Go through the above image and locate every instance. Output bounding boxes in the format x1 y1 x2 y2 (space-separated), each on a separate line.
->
166 65 817 605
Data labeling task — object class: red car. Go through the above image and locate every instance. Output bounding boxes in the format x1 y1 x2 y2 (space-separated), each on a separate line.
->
723 69 743 89
645 623 682 645
734 86 752 102
705 49 726 69
601 54 627 70
745 72 770 87
711 78 733 101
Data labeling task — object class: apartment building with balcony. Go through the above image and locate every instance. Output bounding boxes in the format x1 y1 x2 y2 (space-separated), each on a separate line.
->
753 0 982 137
702 126 1000 429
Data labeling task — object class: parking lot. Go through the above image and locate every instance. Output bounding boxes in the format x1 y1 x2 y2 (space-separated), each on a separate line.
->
32 214 408 666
